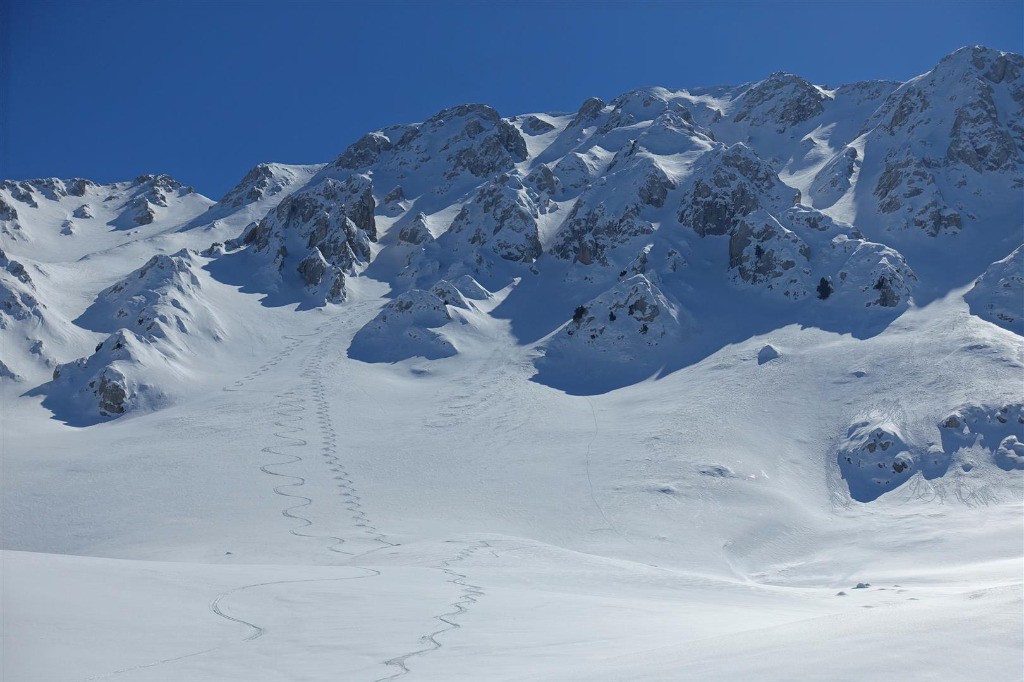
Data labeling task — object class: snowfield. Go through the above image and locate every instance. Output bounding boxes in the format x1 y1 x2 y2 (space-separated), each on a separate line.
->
2 46 1023 681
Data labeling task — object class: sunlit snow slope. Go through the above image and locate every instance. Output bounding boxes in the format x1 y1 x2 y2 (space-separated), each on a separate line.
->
2 46 1022 681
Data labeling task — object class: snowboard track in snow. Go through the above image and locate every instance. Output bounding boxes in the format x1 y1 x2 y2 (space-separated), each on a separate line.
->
79 570 382 682
374 540 491 682
86 320 499 680
258 386 355 555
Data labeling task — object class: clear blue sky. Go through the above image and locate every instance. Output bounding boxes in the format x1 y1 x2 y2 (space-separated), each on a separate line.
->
5 0 1022 198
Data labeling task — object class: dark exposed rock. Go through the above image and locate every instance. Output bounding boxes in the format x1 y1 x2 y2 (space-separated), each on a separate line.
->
965 245 1024 335
0 197 18 222
569 97 606 128
732 72 826 132
335 132 395 170
383 185 405 204
679 144 788 237
521 115 556 134
444 173 542 262
247 178 373 303
728 211 810 298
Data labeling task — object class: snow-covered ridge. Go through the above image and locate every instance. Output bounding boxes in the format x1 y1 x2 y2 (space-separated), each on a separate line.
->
4 44 1024 682
2 45 1021 435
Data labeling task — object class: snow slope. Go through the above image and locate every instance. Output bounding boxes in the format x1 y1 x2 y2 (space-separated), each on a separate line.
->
2 45 1022 682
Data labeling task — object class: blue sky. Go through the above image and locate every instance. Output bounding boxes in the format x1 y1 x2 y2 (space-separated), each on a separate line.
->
6 0 1023 198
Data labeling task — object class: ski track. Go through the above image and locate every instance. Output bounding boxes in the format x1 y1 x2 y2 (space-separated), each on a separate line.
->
82 317 490 681
81 572 379 682
304 327 397 549
374 540 491 682
258 387 354 555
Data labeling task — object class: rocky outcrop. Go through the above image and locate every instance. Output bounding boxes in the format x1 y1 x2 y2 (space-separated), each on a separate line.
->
246 177 374 303
568 97 606 129
727 206 916 308
544 274 685 361
678 143 793 237
333 103 528 183
0 248 42 328
85 249 224 344
520 115 556 135
551 156 676 266
348 289 459 362
964 245 1023 335
757 344 781 364
842 46 1023 236
809 146 858 209
728 210 811 299
731 72 826 132
219 163 307 208
838 420 917 502
397 213 435 246
47 329 161 419
940 402 1024 471
443 173 544 263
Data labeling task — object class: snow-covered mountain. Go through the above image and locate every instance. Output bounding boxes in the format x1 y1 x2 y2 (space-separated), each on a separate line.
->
3 46 1022 682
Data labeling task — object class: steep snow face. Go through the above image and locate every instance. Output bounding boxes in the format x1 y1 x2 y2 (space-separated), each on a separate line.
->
964 245 1024 335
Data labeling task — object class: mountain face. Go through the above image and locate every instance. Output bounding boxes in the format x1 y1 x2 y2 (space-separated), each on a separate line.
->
4 45 1024 682
1 45 1021 501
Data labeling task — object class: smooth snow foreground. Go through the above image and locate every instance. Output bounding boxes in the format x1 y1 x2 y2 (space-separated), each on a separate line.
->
4 286 1021 680
2 45 1023 681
